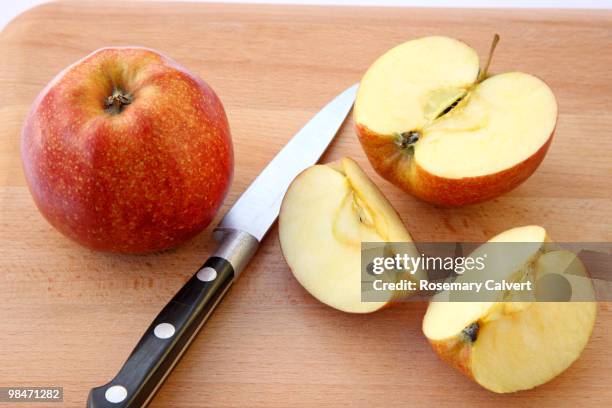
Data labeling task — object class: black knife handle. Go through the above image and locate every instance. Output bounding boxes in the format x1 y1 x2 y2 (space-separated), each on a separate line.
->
87 229 258 408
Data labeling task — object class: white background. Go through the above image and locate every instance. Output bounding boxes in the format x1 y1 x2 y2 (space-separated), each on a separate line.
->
2 0 612 32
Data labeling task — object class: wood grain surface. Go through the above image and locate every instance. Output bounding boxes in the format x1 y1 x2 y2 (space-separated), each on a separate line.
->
0 1 611 407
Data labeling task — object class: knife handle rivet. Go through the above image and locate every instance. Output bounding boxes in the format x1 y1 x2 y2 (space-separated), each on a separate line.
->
153 323 176 339
196 267 217 282
105 385 127 403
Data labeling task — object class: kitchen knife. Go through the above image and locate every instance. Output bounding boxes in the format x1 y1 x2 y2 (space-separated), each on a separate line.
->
86 84 358 408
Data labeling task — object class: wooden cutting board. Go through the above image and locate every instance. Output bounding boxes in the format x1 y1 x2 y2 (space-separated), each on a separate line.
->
0 1 610 407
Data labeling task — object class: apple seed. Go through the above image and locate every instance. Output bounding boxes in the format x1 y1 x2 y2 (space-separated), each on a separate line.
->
436 97 463 119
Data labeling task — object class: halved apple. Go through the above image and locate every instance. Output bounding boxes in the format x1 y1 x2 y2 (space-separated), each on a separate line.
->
279 157 422 313
354 36 557 206
423 226 597 393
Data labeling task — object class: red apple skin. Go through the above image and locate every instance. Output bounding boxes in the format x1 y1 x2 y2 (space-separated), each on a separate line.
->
428 338 474 381
21 47 233 253
356 123 554 207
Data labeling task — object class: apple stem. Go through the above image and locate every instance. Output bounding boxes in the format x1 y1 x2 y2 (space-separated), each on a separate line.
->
105 87 133 114
478 34 500 83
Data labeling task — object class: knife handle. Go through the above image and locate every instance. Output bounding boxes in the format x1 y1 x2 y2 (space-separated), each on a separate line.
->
86 229 258 408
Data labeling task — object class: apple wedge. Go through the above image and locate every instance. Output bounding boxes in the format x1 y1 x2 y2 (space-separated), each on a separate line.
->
279 157 422 313
354 36 557 206
423 226 597 393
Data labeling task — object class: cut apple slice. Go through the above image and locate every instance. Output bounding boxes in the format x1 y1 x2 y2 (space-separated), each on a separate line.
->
279 157 422 313
355 36 558 206
423 226 596 393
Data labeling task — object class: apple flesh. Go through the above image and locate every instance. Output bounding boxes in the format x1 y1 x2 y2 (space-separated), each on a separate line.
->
354 36 557 206
279 157 423 313
423 226 597 393
21 47 233 253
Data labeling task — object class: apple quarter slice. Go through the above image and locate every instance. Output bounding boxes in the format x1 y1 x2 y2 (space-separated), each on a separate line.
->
279 157 422 313
423 226 597 393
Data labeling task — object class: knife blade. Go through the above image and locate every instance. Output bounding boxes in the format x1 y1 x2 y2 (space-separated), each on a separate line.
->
217 83 359 241
86 84 358 408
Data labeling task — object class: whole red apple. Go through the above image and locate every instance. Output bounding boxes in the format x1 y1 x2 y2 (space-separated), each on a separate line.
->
21 47 233 253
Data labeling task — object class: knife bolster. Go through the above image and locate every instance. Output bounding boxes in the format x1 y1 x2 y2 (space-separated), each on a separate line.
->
212 228 259 277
